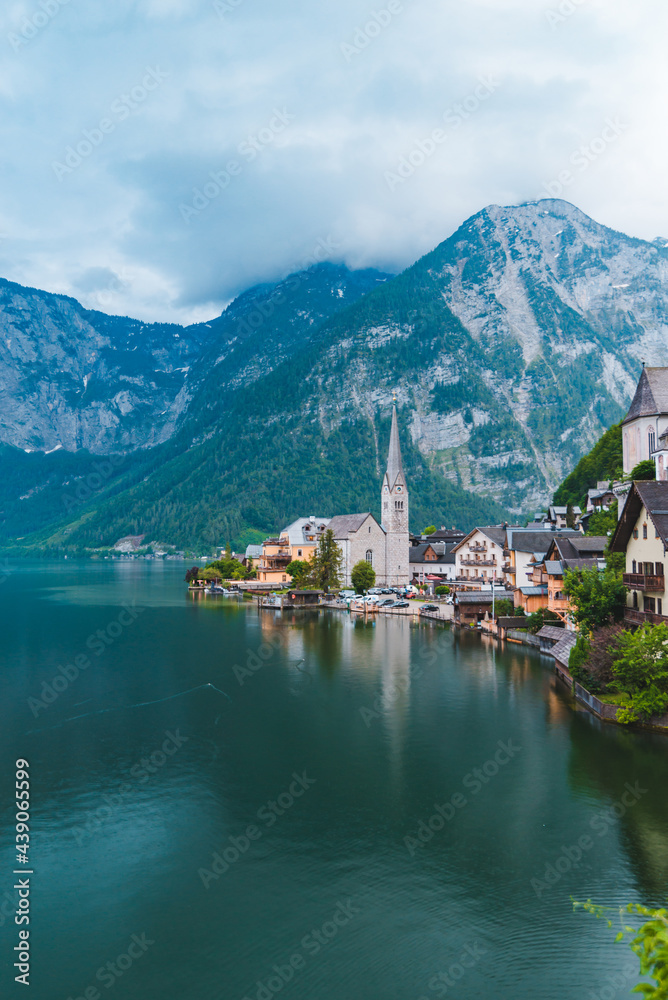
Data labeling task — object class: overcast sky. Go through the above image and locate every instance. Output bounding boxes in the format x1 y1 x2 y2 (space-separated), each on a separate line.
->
0 0 665 324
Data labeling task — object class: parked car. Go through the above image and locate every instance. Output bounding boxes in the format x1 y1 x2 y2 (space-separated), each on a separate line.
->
339 590 356 599
420 604 439 613
378 598 396 607
367 588 384 595
393 601 410 608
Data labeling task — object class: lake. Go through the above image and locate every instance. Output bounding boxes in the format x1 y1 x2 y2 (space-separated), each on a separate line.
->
1 560 666 999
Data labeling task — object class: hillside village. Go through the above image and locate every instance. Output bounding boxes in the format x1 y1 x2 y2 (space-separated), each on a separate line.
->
216 366 668 729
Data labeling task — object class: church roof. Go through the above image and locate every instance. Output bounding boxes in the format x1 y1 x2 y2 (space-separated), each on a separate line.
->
624 368 668 422
328 513 381 537
385 404 404 487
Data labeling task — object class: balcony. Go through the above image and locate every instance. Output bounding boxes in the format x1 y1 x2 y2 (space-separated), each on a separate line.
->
623 573 665 592
460 558 497 567
624 608 668 626
469 544 487 553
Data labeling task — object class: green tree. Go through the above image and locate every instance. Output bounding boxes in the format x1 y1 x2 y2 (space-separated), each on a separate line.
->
629 458 656 481
493 597 515 617
285 559 310 588
575 900 668 997
351 560 376 594
563 564 627 632
308 529 343 593
204 557 251 581
586 501 618 538
566 502 576 528
525 607 562 634
423 525 437 536
435 585 451 596
611 622 668 722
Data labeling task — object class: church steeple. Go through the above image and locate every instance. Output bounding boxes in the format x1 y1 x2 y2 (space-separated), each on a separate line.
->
381 402 409 585
384 404 404 490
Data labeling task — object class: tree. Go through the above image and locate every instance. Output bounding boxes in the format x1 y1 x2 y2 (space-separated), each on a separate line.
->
566 502 576 528
423 525 437 536
184 566 200 583
204 557 251 581
629 458 656 481
493 597 515 618
575 900 668 998
285 559 310 588
568 622 626 692
351 560 376 594
308 529 343 593
586 501 618 539
525 607 562 634
611 622 668 722
563 564 627 632
435 585 451 596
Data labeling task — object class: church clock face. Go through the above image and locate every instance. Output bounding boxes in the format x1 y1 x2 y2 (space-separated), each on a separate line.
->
383 486 389 493
395 485 403 493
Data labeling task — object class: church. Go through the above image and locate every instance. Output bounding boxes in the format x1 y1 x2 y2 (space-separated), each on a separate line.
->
255 404 410 588
329 404 410 588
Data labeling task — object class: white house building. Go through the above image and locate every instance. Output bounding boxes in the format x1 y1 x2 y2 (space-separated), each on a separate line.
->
623 367 668 474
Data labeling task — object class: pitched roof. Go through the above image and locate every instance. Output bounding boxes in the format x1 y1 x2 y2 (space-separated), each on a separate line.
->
280 516 331 545
384 404 404 488
519 585 548 596
455 591 495 604
624 367 668 422
611 480 668 551
550 630 577 665
506 528 581 554
546 535 607 562
409 543 455 565
328 513 381 537
537 625 567 641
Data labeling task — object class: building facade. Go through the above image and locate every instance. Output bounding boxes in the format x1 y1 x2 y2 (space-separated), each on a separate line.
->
329 513 387 588
622 367 668 475
611 480 668 623
257 516 330 584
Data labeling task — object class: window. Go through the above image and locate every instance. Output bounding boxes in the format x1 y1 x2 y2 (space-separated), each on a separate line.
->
633 591 638 609
383 502 388 511
365 550 373 566
633 528 638 539
643 523 648 539
298 549 302 557
632 560 637 573
644 597 656 613
659 599 663 616
395 500 404 510
649 430 656 455
657 563 664 577
368 526 371 533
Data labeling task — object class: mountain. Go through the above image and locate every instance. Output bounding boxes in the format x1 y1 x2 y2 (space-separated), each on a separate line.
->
3 198 668 551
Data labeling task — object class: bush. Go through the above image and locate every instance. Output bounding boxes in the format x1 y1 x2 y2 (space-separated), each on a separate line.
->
493 597 514 618
525 607 562 634
435 585 450 596
351 560 376 594
612 623 668 723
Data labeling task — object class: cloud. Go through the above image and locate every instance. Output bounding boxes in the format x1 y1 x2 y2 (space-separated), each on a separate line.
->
0 0 666 322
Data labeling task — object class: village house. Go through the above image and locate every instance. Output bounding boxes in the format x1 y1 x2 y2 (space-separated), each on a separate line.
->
409 541 456 588
503 526 582 595
524 534 607 620
452 527 506 590
610 480 668 625
453 591 495 626
257 517 330 584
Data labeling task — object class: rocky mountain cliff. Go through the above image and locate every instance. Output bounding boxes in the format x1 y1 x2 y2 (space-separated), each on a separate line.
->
3 199 668 550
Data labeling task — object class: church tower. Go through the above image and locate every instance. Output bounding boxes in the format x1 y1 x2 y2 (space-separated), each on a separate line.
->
382 404 410 586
